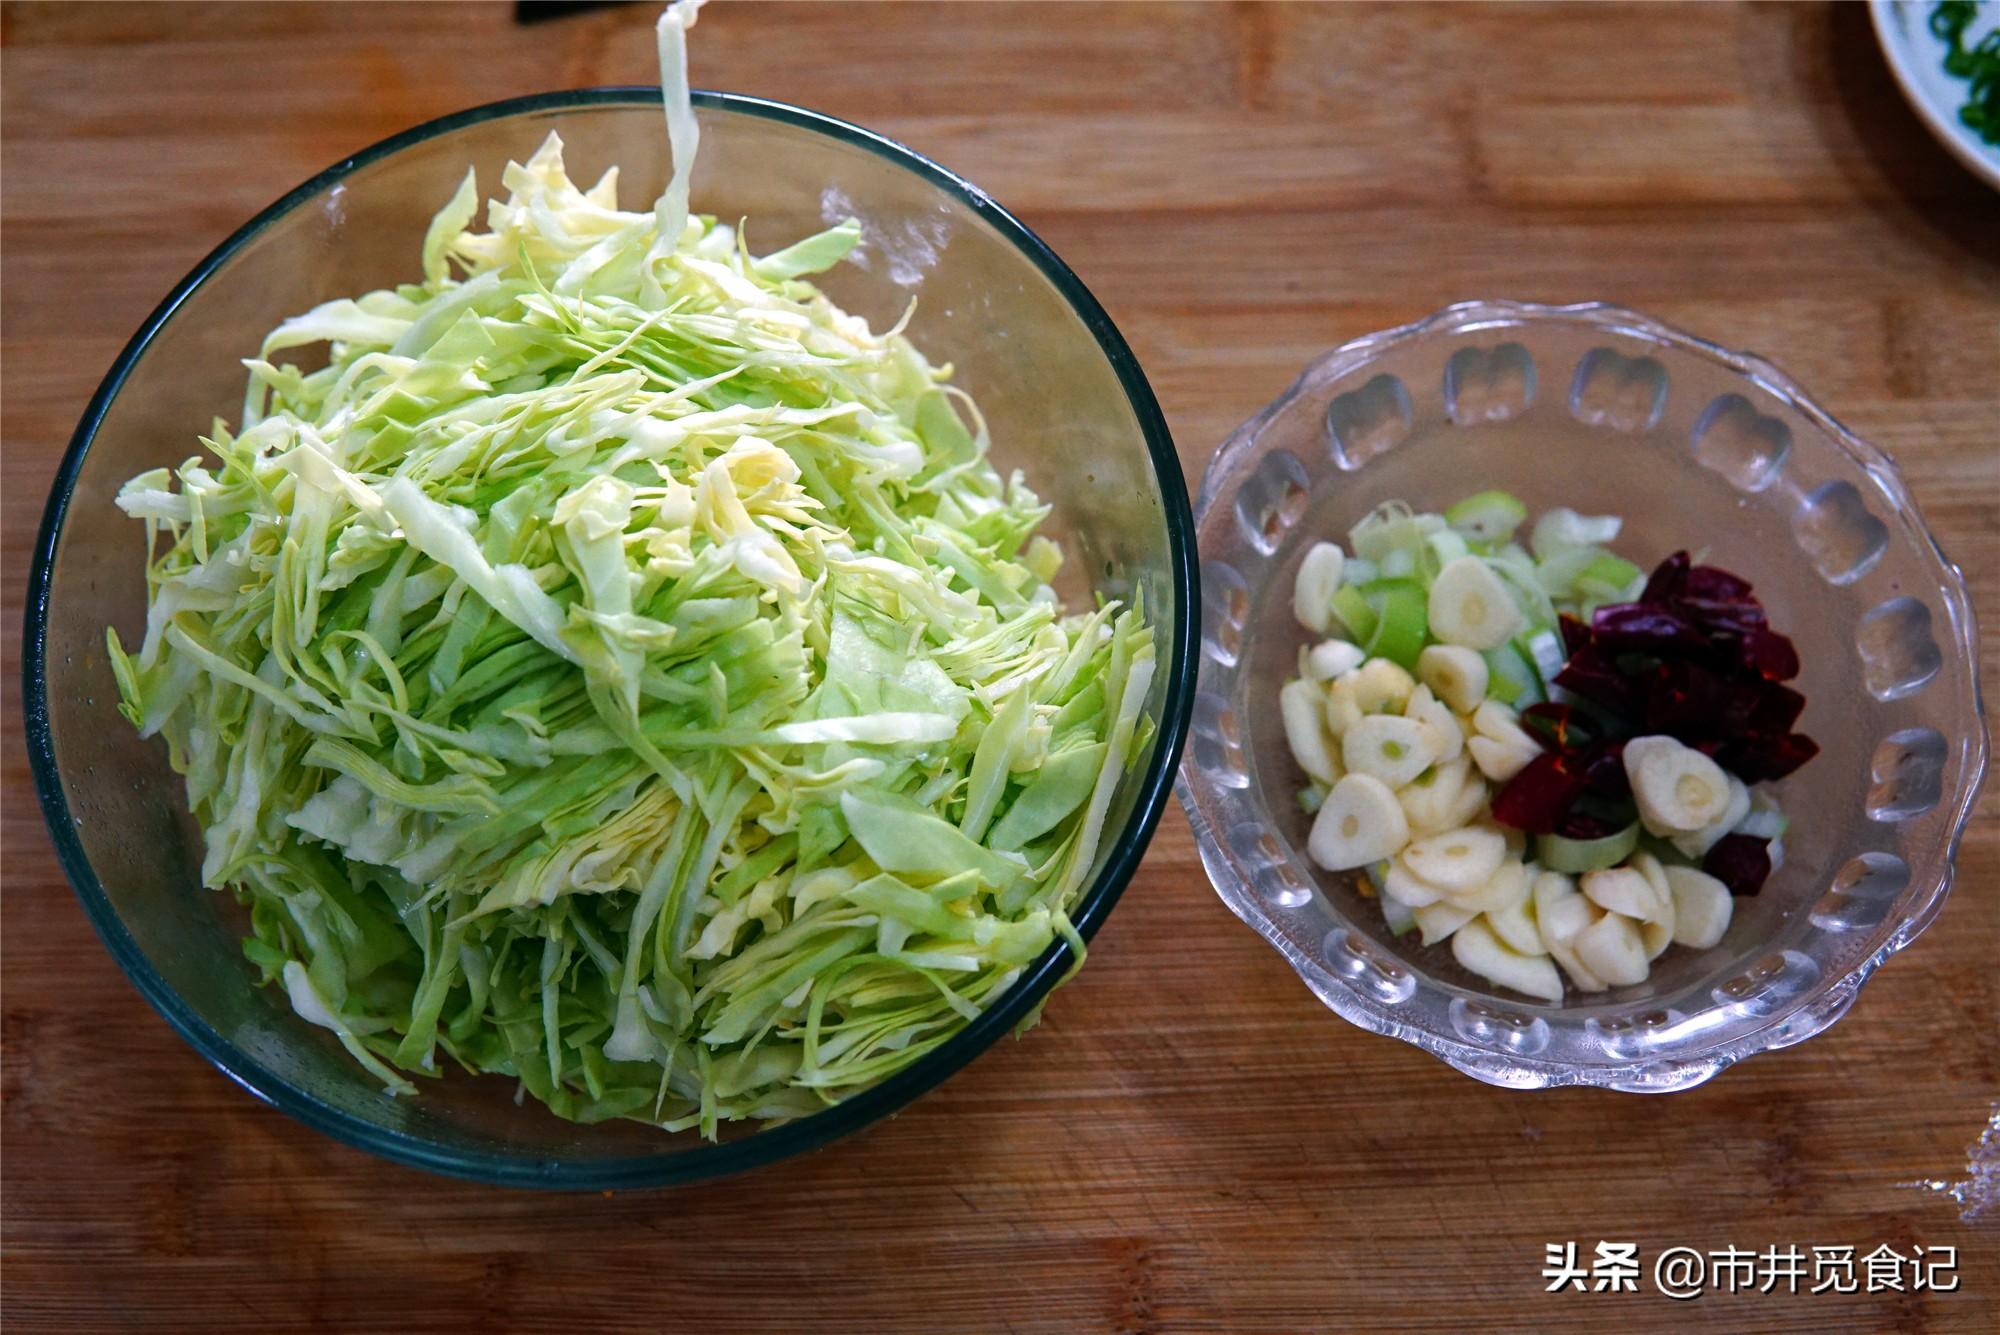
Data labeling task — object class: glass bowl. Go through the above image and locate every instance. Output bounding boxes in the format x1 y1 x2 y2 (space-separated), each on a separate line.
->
22 89 1196 1185
1178 300 1985 1092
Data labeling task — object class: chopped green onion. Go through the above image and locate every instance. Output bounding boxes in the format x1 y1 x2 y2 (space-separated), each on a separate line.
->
1445 489 1529 543
1576 553 1642 599
1482 639 1543 706
1381 891 1417 936
1529 507 1622 560
1360 579 1428 670
1735 807 1789 840
1349 500 1443 562
1932 2 2000 146
1523 629 1564 687
1331 584 1378 642
1425 529 1470 575
1537 822 1641 874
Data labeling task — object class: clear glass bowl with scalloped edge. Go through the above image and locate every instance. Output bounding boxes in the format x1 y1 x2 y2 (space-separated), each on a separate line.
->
1177 301 1986 1091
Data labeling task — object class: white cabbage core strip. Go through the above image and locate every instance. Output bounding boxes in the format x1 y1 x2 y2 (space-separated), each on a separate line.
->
653 0 708 256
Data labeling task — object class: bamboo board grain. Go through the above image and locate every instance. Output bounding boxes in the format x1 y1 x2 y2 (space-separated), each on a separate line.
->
2 3 1996 1331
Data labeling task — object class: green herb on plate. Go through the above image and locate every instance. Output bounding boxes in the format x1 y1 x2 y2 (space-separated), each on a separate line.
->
1932 0 2000 145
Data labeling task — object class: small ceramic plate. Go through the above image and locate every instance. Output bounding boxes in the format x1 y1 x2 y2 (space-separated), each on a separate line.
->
1871 0 2000 190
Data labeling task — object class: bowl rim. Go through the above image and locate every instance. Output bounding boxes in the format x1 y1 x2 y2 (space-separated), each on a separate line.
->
1178 298 1987 1092
21 86 1198 1188
1868 0 2000 195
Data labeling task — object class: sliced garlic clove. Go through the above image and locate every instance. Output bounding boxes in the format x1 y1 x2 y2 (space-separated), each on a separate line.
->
1382 861 1445 907
1452 918 1564 1002
1665 865 1734 948
1623 851 1677 959
1467 733 1538 784
1413 899 1476 946
1487 888 1546 956
1400 824 1508 892
1281 678 1341 785
1396 755 1471 837
1417 643 1488 715
1307 773 1409 871
1581 866 1664 922
1471 699 1536 748
1718 773 1751 835
1324 675 1364 737
1532 852 1605 989
1441 767 1491 826
1427 555 1526 650
1535 889 1601 948
1292 541 1344 634
1549 937 1609 992
1670 774 1753 857
1667 829 1707 861
1530 869 1580 922
1629 851 1672 905
1639 914 1674 961
1403 686 1465 765
1446 856 1532 914
1304 638 1366 682
1623 734 1733 835
1571 912 1650 987
1342 713 1437 788
1345 657 1416 715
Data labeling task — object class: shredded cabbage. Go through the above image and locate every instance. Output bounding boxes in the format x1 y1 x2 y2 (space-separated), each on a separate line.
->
108 56 1152 1134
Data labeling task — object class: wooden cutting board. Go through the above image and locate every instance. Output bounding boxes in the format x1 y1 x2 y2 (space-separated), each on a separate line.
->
3 3 1994 1330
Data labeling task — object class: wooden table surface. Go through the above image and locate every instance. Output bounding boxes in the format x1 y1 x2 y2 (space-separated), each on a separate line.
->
4 2 1996 1329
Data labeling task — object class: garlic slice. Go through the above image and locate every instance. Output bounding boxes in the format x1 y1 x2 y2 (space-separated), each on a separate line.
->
1452 918 1563 1002
1571 912 1649 987
1487 889 1546 957
1397 756 1473 837
1624 734 1733 835
1428 556 1525 650
1292 541 1344 634
1307 773 1409 871
1417 643 1487 714
1444 856 1532 915
1304 638 1366 682
1343 713 1437 788
1413 899 1477 946
1281 678 1341 785
1665 865 1734 948
1400 825 1508 892
1403 686 1464 765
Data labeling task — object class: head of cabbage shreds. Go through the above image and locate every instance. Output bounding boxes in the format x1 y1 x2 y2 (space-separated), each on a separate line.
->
108 135 1155 1135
